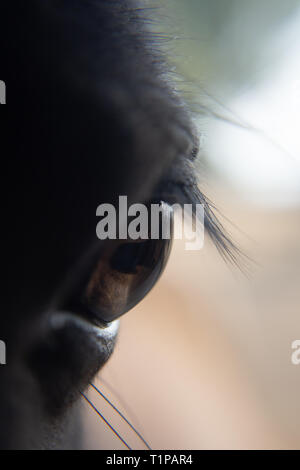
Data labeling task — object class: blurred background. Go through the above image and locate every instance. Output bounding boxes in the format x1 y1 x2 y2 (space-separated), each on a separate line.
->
83 0 300 449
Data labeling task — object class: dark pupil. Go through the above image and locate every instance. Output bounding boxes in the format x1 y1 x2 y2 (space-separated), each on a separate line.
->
110 241 156 274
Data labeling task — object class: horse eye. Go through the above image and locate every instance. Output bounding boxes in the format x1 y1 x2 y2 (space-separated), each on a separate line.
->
80 202 174 323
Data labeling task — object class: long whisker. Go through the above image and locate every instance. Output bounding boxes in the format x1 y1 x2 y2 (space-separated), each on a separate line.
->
97 375 142 429
81 392 132 450
90 382 152 450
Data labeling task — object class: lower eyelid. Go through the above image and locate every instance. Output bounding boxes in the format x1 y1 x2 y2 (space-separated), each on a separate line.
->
50 311 120 339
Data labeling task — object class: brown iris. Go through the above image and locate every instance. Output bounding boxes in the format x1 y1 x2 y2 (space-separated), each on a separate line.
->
80 202 174 323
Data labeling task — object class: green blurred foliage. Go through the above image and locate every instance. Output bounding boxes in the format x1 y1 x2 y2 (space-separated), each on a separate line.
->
153 0 300 95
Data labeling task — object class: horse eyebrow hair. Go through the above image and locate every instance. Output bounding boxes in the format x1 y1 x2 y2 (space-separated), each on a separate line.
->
153 157 240 265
